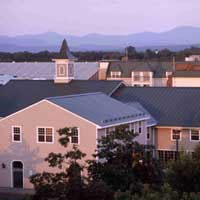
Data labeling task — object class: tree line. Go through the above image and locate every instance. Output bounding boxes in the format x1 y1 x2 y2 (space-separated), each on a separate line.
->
1 46 200 62
26 126 200 200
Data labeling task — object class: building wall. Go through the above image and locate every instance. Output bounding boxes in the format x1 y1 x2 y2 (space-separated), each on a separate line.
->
0 100 97 189
157 127 199 151
172 77 200 87
97 120 148 145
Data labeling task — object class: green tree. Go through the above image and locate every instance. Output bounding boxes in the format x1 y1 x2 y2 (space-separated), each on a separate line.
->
30 127 86 200
166 145 200 194
88 125 163 193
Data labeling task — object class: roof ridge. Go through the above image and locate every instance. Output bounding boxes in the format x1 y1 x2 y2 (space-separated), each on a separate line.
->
47 92 103 100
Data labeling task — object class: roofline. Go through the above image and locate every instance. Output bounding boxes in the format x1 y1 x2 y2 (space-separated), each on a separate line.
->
108 81 123 96
99 116 149 129
147 122 157 127
47 92 102 100
156 125 200 129
0 100 47 123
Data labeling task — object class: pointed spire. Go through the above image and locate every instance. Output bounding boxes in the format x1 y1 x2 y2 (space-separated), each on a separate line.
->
58 39 76 60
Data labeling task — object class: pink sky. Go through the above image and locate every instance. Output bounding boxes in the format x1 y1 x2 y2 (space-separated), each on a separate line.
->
1 0 200 36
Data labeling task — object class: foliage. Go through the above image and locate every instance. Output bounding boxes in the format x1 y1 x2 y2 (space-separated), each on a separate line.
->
87 125 163 193
30 127 114 200
1 46 200 62
165 145 200 194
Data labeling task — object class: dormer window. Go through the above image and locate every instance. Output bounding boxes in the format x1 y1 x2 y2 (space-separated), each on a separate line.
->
111 71 121 78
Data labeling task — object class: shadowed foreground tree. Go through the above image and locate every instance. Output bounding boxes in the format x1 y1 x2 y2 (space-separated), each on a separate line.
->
166 145 200 194
30 127 114 200
87 125 163 194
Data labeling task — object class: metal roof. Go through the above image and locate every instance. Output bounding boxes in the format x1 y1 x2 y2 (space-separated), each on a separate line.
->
0 62 98 80
113 86 200 127
47 92 148 127
173 71 200 77
0 80 122 117
107 61 173 78
126 102 157 127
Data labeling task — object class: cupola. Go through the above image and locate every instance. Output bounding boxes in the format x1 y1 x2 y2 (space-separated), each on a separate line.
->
53 39 76 83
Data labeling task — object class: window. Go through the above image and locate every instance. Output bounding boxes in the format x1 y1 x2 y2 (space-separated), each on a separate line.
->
190 129 199 141
171 129 181 141
111 71 121 78
143 72 150 81
147 127 151 140
58 64 65 76
106 127 115 135
138 121 142 134
68 63 74 77
37 127 53 143
12 126 22 142
133 72 140 81
70 128 79 144
158 150 177 162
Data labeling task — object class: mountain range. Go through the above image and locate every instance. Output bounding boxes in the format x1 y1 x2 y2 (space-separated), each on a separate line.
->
0 26 200 52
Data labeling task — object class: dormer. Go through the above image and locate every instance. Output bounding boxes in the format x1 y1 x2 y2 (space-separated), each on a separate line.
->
53 39 76 83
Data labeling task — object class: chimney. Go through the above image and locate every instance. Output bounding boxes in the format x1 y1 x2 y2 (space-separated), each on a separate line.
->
98 61 109 80
52 39 76 83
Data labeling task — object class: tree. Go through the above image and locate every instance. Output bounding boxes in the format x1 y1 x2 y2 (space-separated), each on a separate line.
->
87 125 163 194
166 145 200 194
30 127 114 200
30 127 86 200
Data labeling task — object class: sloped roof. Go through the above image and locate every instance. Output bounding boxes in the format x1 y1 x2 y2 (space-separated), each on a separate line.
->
173 71 200 77
57 39 76 60
126 102 157 127
48 92 148 127
0 80 122 117
107 61 173 78
112 86 200 127
0 62 98 80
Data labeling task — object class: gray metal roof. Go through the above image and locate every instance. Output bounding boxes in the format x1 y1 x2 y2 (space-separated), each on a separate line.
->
47 92 148 127
126 102 157 127
173 71 200 77
0 80 122 117
113 86 200 127
107 61 173 78
0 62 98 80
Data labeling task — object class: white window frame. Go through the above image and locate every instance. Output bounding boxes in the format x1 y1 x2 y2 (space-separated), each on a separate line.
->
70 127 80 145
171 129 182 141
190 129 200 142
110 71 121 79
12 126 22 143
36 126 54 144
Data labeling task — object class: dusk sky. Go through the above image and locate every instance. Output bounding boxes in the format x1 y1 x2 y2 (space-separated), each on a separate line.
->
1 0 200 36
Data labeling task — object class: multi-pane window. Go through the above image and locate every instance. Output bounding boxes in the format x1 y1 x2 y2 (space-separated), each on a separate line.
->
111 71 121 78
37 127 53 143
171 129 181 141
190 129 199 141
12 126 22 142
71 128 79 144
158 150 177 162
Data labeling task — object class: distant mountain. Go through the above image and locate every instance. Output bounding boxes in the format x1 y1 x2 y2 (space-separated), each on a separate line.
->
1 26 200 52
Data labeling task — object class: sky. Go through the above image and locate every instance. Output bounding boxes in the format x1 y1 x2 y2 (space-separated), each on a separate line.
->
1 0 200 36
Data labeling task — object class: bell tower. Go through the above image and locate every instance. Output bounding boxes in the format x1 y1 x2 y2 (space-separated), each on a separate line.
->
53 39 76 83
